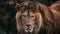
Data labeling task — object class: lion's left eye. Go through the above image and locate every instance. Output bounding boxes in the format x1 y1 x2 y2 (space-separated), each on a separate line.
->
30 16 35 19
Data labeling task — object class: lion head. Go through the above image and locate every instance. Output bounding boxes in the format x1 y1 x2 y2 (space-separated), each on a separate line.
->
16 1 56 34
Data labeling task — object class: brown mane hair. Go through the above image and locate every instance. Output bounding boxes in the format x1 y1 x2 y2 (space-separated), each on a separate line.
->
48 1 60 34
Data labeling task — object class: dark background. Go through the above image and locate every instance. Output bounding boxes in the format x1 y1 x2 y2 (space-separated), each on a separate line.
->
0 0 58 34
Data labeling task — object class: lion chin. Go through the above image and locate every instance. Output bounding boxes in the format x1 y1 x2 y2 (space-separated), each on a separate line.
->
24 29 33 32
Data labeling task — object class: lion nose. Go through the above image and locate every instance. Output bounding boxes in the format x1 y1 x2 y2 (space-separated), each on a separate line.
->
26 23 31 27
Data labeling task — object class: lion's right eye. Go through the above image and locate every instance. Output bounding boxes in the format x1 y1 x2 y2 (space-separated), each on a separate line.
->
21 15 27 19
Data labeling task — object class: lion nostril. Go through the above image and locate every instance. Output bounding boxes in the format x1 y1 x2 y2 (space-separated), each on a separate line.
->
26 24 31 27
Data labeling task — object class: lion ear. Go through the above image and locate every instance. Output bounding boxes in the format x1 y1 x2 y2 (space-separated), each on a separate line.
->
37 2 53 23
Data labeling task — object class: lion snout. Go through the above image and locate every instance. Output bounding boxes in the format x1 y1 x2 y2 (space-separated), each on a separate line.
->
24 23 34 32
26 23 31 27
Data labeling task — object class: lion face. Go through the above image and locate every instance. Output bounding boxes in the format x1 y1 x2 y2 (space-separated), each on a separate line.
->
16 9 43 33
21 10 36 32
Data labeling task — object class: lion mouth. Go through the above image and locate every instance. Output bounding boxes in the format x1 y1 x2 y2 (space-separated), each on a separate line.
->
24 28 33 32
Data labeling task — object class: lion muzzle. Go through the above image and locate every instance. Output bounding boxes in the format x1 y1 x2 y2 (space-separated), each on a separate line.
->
24 23 33 32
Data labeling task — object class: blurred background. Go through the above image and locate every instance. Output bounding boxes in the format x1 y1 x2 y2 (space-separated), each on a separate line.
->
0 0 58 34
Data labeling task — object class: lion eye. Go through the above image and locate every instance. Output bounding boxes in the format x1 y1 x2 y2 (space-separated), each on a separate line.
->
21 15 27 19
30 16 35 19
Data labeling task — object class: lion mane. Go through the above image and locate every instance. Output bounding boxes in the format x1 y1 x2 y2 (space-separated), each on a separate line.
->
48 1 60 34
15 1 58 34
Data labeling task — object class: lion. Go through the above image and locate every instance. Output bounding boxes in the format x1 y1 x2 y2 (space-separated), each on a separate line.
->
15 1 57 34
48 1 60 34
